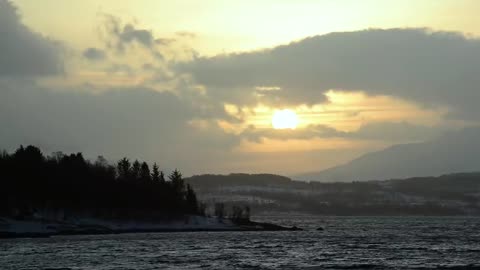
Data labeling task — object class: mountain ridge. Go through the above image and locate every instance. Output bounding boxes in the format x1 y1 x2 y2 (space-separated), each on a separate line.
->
294 127 480 182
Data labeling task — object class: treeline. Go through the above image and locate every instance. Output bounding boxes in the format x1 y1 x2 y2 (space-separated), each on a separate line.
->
186 173 480 215
0 145 201 220
213 203 250 223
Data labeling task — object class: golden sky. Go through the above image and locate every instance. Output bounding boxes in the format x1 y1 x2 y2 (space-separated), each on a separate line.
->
3 0 480 175
14 0 480 55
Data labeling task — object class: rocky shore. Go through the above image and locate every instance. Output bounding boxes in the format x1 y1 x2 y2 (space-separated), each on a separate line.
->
0 216 302 238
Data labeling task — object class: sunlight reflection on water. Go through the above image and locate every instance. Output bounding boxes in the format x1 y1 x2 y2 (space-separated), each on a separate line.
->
1 216 480 269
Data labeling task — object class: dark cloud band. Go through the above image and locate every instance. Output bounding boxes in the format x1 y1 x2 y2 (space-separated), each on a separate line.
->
0 0 63 77
179 28 480 120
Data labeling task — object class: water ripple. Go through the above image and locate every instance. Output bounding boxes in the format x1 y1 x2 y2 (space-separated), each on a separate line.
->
1 216 480 269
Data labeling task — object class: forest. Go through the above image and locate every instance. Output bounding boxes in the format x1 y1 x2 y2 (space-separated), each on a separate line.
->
0 145 202 220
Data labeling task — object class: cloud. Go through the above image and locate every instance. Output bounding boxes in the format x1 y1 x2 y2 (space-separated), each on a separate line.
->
118 24 154 48
82 47 106 61
0 79 239 175
0 77 391 175
242 122 442 143
106 63 135 76
0 0 63 76
0 1 472 175
178 28 480 120
175 31 196 39
102 15 156 54
155 38 176 46
345 122 444 141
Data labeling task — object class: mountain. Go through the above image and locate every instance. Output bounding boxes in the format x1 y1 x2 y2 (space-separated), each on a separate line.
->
187 173 292 188
295 127 480 182
185 172 480 216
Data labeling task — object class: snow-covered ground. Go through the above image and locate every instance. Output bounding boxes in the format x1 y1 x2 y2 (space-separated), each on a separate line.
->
0 215 238 236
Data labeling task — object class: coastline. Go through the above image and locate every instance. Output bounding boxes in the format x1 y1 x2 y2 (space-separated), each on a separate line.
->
0 216 302 239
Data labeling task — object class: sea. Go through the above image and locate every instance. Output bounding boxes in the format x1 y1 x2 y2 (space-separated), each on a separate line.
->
1 216 480 269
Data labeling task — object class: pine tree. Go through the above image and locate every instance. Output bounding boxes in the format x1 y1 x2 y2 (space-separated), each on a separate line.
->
151 163 161 182
131 160 141 181
116 158 131 180
140 162 151 181
151 163 165 183
1 145 206 221
185 184 198 214
95 155 109 167
169 169 185 196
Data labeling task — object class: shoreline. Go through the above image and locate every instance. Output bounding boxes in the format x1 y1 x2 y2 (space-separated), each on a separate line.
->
0 217 302 239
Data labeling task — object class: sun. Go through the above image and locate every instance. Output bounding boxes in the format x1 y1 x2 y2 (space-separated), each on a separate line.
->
272 109 298 129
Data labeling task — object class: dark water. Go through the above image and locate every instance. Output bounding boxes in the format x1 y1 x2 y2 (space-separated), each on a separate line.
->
1 216 480 269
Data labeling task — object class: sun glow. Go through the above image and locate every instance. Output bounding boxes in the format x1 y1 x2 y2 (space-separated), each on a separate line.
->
272 109 298 129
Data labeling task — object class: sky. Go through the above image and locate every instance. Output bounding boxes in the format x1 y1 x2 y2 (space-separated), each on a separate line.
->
1 0 480 176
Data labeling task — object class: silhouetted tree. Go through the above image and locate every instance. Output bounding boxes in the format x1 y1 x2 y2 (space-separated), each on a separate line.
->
117 158 131 180
198 202 207 217
0 145 203 220
14 145 44 165
186 184 198 214
214 203 225 220
151 163 161 182
140 162 151 182
229 205 250 223
169 169 185 196
50 151 65 162
95 155 109 167
131 160 141 181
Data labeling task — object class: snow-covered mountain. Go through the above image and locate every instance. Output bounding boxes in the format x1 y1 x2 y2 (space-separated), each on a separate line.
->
295 127 480 182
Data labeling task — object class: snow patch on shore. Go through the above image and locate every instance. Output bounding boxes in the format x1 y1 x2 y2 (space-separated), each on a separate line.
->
0 216 236 235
